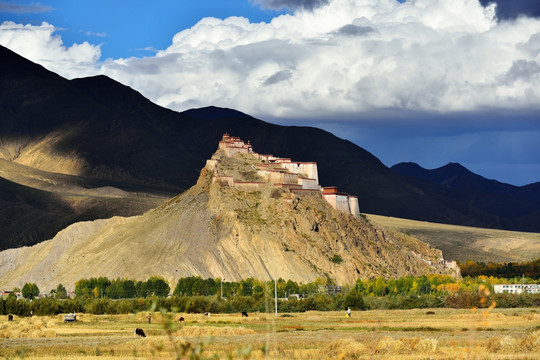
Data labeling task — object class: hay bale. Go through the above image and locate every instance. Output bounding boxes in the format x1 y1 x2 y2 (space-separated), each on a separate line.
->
322 338 367 358
521 330 540 352
399 337 420 352
415 338 438 352
0 318 57 338
375 336 401 354
487 336 517 353
176 326 254 337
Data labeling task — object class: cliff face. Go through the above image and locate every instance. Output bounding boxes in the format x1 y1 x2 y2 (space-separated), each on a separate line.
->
0 146 458 291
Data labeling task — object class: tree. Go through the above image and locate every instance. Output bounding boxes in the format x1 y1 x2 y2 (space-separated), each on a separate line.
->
22 283 39 299
373 276 388 296
343 289 365 310
148 277 170 297
55 284 68 299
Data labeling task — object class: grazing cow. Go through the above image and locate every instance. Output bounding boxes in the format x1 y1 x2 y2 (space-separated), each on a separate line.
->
134 328 146 337
204 312 211 317
8 314 13 321
241 311 249 317
179 317 185 322
426 311 435 315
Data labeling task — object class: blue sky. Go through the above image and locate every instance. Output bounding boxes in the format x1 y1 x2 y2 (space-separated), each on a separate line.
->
0 0 287 59
1 0 539 186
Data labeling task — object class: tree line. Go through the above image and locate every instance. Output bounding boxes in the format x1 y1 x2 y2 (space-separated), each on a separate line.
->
3 274 538 317
459 259 540 279
74 276 170 299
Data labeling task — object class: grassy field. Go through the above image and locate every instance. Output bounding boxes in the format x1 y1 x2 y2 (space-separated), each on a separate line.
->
1 308 539 359
366 214 540 263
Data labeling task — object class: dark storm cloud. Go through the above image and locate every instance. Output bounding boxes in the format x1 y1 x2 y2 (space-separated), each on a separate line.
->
0 1 52 13
252 0 329 11
269 109 540 186
264 70 293 85
479 0 540 19
334 24 375 37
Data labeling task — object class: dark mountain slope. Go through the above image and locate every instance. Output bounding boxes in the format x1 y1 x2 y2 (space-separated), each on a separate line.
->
0 45 538 250
392 162 540 231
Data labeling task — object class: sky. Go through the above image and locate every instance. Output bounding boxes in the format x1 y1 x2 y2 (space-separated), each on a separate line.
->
0 0 539 186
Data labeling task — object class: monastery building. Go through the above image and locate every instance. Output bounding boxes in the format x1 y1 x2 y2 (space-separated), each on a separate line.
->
208 134 360 218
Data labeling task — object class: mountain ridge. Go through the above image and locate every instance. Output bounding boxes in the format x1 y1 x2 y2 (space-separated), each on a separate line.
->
1 44 539 251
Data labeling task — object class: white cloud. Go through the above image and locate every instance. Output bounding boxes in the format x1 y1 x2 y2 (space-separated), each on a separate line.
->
1 0 540 118
0 21 101 78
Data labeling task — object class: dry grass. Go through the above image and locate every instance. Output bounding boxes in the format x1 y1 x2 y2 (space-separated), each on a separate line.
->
366 213 540 262
0 317 56 338
175 325 255 336
0 309 539 359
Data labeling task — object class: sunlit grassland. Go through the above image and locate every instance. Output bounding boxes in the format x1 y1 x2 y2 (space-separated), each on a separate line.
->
0 308 539 359
366 214 540 263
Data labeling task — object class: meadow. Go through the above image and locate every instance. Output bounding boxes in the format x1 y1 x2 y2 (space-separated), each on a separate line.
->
366 214 540 263
1 308 539 359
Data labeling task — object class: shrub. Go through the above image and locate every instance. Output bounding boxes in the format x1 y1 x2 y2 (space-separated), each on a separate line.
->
330 254 343 264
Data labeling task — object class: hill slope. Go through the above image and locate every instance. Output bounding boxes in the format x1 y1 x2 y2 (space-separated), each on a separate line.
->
367 214 540 263
0 145 457 291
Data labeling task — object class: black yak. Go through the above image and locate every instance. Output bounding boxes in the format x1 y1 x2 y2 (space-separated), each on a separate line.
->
134 328 146 337
8 314 13 321
179 317 185 322
241 311 248 317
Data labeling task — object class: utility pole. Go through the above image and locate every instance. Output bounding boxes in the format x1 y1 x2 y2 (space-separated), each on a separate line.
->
274 278 278 318
221 278 224 299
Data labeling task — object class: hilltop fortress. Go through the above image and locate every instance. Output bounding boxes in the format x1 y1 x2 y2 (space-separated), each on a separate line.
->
206 134 360 218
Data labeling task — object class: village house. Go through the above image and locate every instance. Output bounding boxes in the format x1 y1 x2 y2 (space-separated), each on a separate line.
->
493 284 540 294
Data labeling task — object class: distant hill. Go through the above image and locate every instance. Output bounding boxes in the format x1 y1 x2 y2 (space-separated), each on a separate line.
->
367 213 540 263
391 162 540 232
1 44 539 250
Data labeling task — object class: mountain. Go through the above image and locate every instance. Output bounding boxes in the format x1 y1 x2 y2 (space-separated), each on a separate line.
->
0 142 457 291
1 45 539 250
391 162 540 232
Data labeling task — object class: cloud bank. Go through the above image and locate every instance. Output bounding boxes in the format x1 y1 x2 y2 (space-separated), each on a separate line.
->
0 21 101 79
1 0 540 119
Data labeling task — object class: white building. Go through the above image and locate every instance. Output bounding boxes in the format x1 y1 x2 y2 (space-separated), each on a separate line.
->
493 284 540 294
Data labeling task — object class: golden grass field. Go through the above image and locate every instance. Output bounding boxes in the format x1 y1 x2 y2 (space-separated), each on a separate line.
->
366 214 540 263
1 308 539 359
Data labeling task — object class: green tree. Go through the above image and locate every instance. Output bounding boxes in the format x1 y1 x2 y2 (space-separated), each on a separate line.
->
343 289 365 310
373 276 388 296
136 281 149 297
148 277 170 297
21 283 39 299
55 283 68 299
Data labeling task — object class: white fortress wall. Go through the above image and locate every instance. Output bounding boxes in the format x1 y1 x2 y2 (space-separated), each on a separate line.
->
298 178 319 190
280 162 319 183
349 196 360 218
335 194 351 214
283 172 299 185
322 194 338 210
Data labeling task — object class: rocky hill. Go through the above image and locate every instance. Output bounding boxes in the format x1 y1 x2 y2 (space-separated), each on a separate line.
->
0 139 458 291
